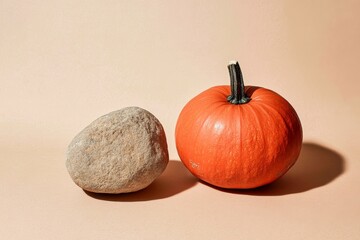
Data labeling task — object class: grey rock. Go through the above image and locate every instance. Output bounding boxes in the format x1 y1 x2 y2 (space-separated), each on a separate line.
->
66 107 169 194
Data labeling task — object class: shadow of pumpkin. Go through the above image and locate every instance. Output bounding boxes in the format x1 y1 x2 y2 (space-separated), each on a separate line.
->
201 142 346 196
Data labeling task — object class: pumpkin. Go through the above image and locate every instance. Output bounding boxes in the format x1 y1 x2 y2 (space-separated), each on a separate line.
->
175 61 302 189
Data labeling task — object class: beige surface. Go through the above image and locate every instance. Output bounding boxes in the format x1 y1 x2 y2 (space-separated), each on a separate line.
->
1 1 359 239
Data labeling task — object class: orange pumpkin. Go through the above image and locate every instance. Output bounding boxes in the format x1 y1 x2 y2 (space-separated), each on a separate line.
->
175 61 302 189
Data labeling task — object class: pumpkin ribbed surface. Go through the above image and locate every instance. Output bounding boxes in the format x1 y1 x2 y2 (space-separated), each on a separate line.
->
175 85 302 189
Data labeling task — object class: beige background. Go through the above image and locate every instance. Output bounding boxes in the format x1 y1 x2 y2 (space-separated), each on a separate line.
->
1 0 359 239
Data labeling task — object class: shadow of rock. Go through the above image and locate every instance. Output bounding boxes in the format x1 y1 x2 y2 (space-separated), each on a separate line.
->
203 142 346 196
84 160 197 201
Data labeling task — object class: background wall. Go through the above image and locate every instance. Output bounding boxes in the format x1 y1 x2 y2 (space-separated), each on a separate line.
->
1 0 359 157
1 1 359 239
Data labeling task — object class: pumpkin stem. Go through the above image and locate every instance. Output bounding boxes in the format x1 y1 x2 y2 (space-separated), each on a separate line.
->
227 61 251 104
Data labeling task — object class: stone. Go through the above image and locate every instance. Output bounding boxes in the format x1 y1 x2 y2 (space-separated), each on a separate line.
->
66 107 169 194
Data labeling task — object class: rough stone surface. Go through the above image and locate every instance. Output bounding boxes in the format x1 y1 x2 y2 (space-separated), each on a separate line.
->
66 107 169 194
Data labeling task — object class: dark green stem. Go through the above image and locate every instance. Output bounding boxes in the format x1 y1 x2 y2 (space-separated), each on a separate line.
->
227 61 250 104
